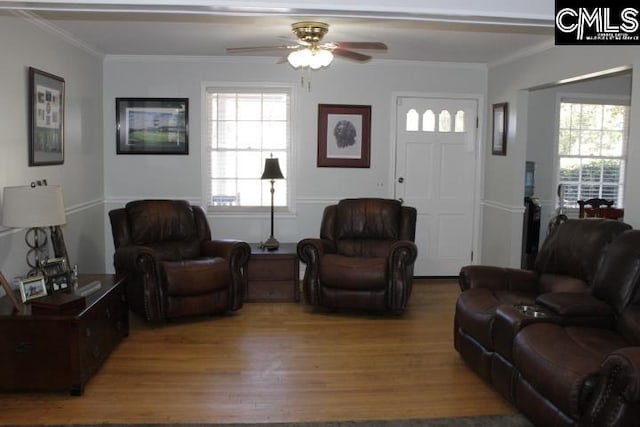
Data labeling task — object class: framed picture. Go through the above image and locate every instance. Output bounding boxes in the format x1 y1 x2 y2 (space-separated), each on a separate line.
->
317 104 371 168
116 98 189 154
0 272 23 311
492 102 508 156
19 276 48 303
39 257 70 294
29 67 65 166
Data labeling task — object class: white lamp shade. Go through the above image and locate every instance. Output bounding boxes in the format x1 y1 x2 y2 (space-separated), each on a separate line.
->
2 185 66 228
288 48 333 69
310 49 333 69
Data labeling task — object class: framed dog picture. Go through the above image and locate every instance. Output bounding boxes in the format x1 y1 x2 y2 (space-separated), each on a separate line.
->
317 104 371 168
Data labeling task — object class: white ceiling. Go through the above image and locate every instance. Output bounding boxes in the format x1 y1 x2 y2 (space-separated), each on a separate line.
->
2 1 556 65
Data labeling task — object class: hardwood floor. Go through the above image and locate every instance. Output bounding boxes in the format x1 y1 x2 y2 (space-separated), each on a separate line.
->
0 279 514 425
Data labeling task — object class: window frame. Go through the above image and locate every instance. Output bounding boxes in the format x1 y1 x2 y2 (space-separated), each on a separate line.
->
201 82 297 215
554 93 630 210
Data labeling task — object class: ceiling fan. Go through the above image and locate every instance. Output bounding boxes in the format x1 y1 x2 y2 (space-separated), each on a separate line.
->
226 21 388 69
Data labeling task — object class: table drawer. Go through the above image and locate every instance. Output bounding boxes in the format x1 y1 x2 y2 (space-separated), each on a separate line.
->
248 258 296 281
247 280 298 302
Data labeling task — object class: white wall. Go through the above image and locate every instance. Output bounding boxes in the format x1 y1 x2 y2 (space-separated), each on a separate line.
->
526 73 632 244
0 12 105 288
483 44 640 267
102 56 487 273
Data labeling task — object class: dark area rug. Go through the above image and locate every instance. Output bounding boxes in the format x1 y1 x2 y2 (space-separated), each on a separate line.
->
18 414 534 427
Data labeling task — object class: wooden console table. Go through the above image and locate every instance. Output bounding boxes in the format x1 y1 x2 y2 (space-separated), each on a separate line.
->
0 274 128 395
246 243 300 302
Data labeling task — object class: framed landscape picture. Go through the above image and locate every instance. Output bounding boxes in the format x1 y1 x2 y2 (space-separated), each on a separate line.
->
116 98 188 154
29 67 65 166
317 104 371 168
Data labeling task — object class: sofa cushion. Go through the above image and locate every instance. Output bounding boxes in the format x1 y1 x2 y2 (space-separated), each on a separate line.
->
534 219 631 287
319 254 387 290
513 323 629 419
147 240 201 261
455 288 537 350
127 200 197 245
335 198 401 240
162 258 231 296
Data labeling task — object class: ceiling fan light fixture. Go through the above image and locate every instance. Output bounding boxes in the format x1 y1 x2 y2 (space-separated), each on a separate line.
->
287 48 333 69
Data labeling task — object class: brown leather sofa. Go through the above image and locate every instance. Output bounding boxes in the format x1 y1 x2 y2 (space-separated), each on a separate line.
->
455 220 640 426
297 198 417 313
109 200 251 322
493 230 640 426
455 219 631 382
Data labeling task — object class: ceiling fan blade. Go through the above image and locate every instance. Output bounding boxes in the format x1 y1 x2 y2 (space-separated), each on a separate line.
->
332 48 372 62
333 42 388 51
226 45 296 53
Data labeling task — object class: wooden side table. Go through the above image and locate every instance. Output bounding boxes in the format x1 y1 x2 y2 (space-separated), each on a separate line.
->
0 274 128 395
246 243 300 302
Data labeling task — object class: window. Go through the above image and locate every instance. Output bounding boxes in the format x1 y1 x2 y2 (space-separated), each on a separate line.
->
557 100 628 208
205 89 290 209
405 108 465 133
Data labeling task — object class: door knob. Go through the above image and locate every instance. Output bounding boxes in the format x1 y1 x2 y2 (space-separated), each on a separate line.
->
398 177 404 183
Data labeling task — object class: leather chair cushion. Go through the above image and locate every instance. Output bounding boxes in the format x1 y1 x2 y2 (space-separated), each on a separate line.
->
319 254 387 290
513 323 629 419
534 219 631 285
127 200 197 245
537 273 588 294
336 239 396 258
162 258 231 296
147 240 201 261
335 198 401 240
456 288 537 350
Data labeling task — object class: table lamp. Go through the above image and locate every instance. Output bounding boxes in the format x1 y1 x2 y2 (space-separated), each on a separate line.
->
1 184 66 275
261 156 284 250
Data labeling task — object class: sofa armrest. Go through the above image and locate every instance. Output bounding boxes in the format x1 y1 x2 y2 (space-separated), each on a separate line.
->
200 239 249 263
201 239 251 309
113 245 158 275
585 347 640 426
113 245 165 321
535 292 615 328
458 265 538 292
387 240 418 313
297 238 335 305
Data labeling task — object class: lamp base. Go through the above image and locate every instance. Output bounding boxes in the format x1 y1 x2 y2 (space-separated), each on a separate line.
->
262 236 280 251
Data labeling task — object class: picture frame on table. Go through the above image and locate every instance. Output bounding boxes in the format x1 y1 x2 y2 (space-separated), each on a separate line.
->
116 98 189 154
29 67 65 166
317 104 371 168
19 276 48 303
492 102 508 156
39 257 70 294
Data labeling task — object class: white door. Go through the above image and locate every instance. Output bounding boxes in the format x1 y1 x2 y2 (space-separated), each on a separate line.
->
395 97 478 276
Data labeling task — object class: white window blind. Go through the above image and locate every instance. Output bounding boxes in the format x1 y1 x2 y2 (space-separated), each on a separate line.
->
205 90 290 209
557 100 628 208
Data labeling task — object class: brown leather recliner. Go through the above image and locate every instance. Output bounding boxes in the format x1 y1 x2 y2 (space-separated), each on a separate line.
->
109 200 251 322
455 219 631 382
297 198 418 314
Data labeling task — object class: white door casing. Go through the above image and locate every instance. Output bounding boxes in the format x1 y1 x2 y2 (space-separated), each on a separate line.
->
395 97 478 276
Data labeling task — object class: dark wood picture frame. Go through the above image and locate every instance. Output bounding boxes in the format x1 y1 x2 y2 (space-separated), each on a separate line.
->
29 67 65 166
317 104 371 168
492 102 508 156
39 257 70 294
116 98 189 154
